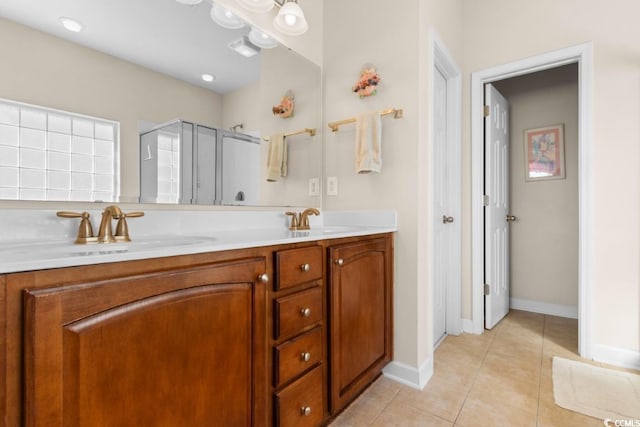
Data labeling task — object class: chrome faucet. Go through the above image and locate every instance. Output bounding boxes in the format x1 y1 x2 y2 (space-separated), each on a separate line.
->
286 208 320 231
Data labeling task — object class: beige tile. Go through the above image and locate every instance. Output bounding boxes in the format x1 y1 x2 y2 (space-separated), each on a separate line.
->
456 368 539 427
480 350 541 385
537 399 603 427
371 398 453 427
395 367 473 422
330 311 590 426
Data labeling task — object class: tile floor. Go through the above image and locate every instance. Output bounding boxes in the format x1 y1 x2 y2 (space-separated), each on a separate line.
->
329 309 633 426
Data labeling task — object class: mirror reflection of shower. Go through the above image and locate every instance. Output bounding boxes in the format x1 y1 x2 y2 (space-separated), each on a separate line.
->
140 120 260 205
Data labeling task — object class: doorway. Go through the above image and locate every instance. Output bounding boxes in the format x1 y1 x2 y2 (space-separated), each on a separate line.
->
483 65 580 330
470 43 593 358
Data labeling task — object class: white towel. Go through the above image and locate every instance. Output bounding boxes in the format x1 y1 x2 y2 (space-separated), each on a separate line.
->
355 111 382 173
266 132 288 181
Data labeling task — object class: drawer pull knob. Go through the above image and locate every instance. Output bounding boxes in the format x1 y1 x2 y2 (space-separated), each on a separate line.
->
335 258 344 266
300 406 312 416
300 307 311 317
300 263 310 272
257 273 269 284
300 352 311 362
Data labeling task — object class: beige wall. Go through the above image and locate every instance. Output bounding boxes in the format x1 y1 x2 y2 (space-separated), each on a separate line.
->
222 46 322 207
323 0 463 371
0 17 223 202
493 65 579 308
462 0 640 354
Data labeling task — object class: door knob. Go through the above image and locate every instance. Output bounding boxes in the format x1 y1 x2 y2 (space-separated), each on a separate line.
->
442 215 454 224
506 215 517 222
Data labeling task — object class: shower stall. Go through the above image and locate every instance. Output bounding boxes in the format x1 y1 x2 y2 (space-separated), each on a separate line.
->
140 119 261 205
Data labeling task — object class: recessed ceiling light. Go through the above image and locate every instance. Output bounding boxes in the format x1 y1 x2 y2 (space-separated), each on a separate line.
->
175 0 203 4
201 73 215 82
59 17 83 33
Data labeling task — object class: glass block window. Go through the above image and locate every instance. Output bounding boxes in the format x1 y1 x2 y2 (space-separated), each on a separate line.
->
155 131 180 204
0 99 119 201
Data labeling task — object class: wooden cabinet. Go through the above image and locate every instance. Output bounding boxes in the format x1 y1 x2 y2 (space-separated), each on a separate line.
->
327 236 393 414
271 245 326 427
0 232 393 427
22 258 267 427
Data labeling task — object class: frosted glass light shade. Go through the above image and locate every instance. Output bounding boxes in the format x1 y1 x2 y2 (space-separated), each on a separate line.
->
236 0 274 13
210 4 245 29
175 0 203 5
248 27 278 49
273 1 308 36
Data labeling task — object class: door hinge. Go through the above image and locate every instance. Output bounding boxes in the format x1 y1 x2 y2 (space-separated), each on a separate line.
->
483 195 490 206
484 284 490 295
483 105 490 117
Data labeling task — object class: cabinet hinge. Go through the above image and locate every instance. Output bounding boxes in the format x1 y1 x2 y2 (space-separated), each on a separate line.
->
484 284 490 295
483 105 490 117
483 195 490 206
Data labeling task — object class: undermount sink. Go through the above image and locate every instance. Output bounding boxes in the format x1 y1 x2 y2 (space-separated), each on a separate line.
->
2 235 217 258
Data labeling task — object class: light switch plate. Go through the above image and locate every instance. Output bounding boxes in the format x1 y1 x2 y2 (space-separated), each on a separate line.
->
308 177 320 196
327 176 338 196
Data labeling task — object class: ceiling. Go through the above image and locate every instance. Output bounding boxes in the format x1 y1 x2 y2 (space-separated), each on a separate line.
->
0 0 261 94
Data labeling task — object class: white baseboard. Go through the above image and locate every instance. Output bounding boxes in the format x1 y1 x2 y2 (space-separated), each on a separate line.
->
382 357 433 390
510 297 578 319
462 318 475 334
592 344 640 371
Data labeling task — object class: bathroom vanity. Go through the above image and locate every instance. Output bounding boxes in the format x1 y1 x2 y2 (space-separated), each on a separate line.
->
0 210 394 427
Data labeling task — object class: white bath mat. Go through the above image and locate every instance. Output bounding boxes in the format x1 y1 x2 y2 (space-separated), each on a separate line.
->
552 356 640 422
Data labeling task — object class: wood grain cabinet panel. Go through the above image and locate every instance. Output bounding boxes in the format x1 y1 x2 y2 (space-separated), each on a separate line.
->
273 286 322 340
22 258 266 427
328 237 393 414
273 326 322 387
275 246 323 290
274 365 324 427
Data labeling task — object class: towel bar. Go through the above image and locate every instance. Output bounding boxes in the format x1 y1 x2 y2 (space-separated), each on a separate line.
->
328 108 403 132
264 127 317 141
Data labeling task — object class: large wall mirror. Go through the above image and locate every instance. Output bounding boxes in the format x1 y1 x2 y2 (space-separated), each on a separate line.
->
0 0 321 207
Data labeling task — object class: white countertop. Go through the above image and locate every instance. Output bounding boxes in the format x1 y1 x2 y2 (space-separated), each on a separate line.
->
0 209 396 274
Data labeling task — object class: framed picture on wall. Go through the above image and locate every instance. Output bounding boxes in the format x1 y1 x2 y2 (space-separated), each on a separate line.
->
524 124 565 181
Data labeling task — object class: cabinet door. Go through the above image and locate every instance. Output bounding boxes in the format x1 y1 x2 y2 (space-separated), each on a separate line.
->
23 258 267 427
328 237 392 413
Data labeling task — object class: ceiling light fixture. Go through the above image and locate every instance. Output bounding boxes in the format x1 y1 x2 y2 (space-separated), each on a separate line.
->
201 73 216 82
175 0 203 5
248 27 278 49
228 36 261 58
59 17 83 33
210 3 245 29
235 0 274 14
273 0 308 36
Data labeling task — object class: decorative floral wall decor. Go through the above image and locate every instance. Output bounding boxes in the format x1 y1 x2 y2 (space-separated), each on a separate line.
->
352 65 380 98
272 90 295 118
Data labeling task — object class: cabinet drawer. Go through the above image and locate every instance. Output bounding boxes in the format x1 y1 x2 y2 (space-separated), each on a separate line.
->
274 287 322 340
275 365 324 427
275 246 323 290
274 326 323 387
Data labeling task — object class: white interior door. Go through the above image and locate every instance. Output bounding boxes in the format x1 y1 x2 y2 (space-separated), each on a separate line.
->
433 67 450 345
484 83 510 329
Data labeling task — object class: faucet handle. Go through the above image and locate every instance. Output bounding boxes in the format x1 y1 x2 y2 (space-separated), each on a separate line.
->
114 211 145 242
57 211 96 244
285 211 300 231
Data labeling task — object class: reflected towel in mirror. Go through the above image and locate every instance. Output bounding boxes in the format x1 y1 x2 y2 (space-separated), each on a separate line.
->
355 111 382 173
266 132 288 181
